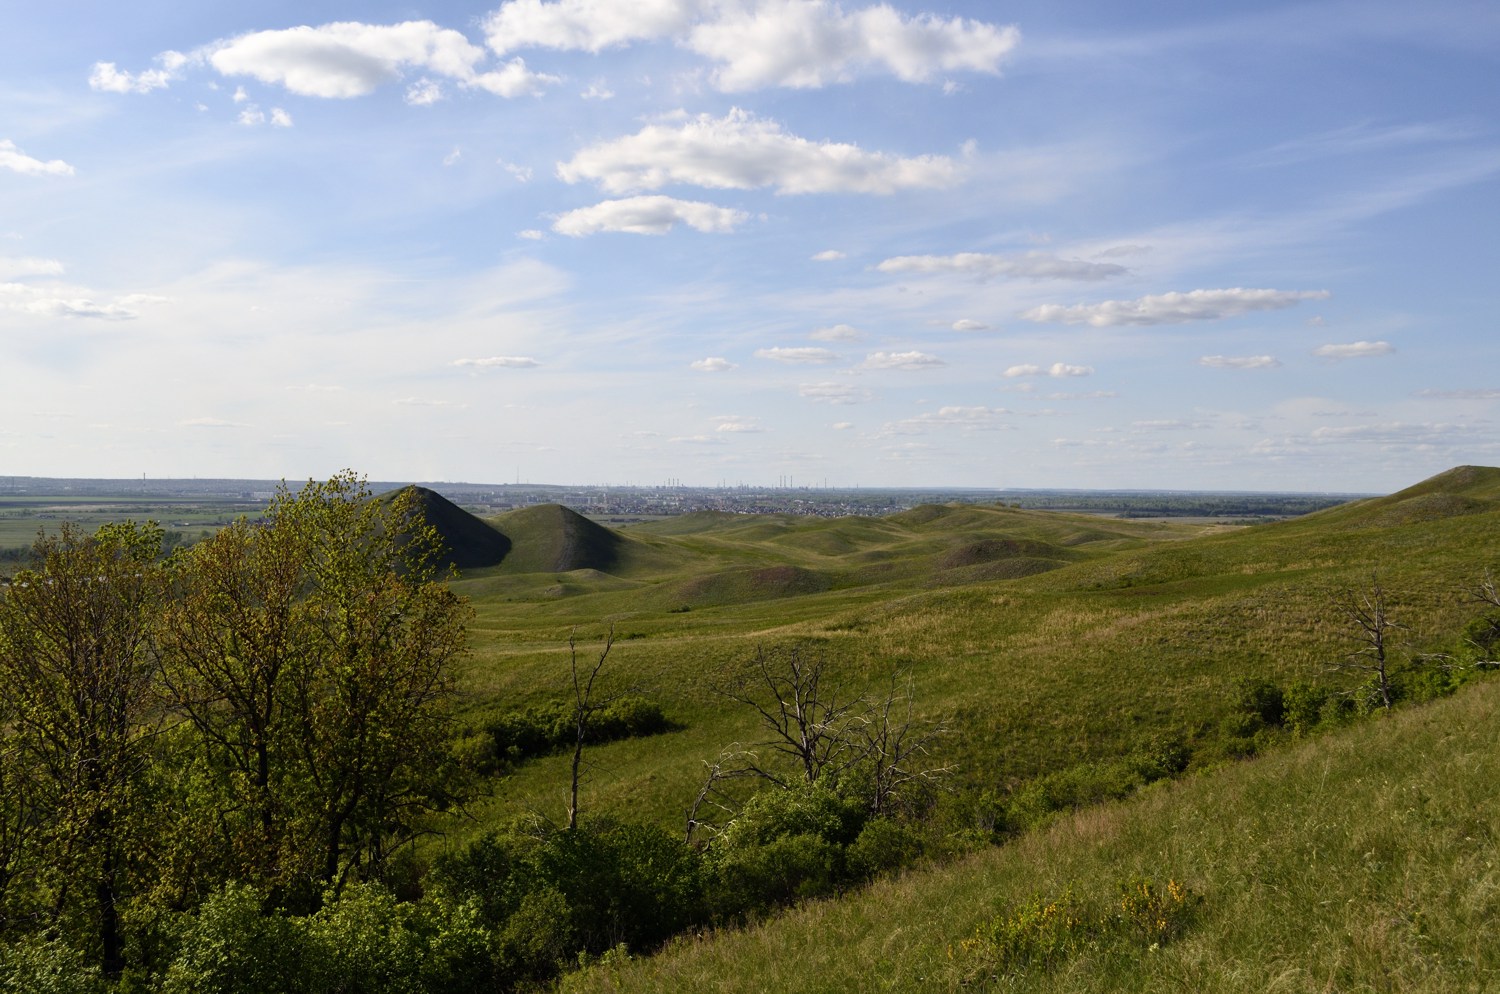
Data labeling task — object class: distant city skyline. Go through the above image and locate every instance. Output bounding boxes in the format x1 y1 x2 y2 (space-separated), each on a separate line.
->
3 1 1497 491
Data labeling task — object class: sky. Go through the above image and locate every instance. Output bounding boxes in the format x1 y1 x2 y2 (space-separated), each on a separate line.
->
2 0 1498 491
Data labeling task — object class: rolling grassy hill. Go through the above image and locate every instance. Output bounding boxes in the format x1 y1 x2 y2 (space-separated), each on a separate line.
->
442 465 1500 850
559 676 1500 993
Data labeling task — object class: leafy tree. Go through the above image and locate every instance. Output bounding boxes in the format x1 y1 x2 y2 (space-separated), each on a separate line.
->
0 522 165 978
158 472 472 899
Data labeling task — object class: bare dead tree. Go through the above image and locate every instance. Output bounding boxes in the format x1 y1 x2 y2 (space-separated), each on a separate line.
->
566 626 615 830
862 671 954 817
1463 570 1500 667
718 646 870 787
1330 578 1405 710
684 745 765 844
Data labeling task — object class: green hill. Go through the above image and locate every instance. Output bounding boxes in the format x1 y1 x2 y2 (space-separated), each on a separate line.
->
560 677 1500 993
381 485 510 571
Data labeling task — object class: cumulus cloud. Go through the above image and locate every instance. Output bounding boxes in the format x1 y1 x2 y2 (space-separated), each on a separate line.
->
832 421 854 429
876 251 1125 282
1003 362 1093 378
799 381 868 404
691 356 736 371
485 0 697 53
0 140 75 177
452 355 541 367
142 21 562 101
1312 340 1395 360
952 318 988 331
1199 355 1282 369
551 195 749 235
1022 288 1331 326
810 323 860 342
0 257 65 279
686 2 1019 91
811 249 846 261
757 346 839 364
270 107 294 127
88 51 189 93
861 350 944 370
557 108 960 195
485 0 1017 91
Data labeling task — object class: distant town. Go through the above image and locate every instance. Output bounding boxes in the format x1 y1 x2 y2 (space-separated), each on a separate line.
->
0 477 1369 523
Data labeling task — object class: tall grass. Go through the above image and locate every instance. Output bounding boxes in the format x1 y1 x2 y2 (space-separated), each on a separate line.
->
560 678 1500 993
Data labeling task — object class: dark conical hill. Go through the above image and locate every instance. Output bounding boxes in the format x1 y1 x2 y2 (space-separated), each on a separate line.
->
385 486 510 571
486 503 623 574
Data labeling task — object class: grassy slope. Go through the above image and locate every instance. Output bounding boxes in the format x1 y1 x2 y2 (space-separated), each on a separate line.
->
444 469 1500 840
563 678 1500 993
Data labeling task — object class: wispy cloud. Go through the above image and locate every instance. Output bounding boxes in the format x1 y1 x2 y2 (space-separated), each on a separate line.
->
691 357 736 372
1003 362 1093 378
453 355 541 368
877 251 1125 281
1023 288 1329 326
861 350 945 370
1199 355 1282 369
1313 340 1394 360
757 346 839 364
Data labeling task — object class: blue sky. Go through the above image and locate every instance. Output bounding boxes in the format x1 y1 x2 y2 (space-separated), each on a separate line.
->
2 0 1497 490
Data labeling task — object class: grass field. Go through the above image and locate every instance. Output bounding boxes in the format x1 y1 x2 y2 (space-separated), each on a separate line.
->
439 467 1500 844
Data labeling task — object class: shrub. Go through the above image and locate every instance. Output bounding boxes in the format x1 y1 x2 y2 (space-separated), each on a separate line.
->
845 817 923 879
1282 681 1329 736
0 936 107 994
1231 677 1286 727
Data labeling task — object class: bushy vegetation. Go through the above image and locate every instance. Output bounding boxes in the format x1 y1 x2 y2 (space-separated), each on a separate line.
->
5 465 1500 991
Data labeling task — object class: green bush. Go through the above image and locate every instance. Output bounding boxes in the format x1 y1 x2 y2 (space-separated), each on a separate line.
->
483 696 670 767
845 817 923 879
1231 677 1286 727
0 936 107 994
1282 681 1329 735
161 884 307 994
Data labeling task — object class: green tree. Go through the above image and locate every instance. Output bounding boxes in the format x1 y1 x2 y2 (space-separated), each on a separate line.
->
0 522 165 979
158 472 472 899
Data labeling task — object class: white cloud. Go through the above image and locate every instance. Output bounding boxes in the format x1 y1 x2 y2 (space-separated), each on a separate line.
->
444 147 464 166
181 417 249 428
0 281 151 319
484 0 1017 92
671 434 725 445
952 318 988 331
0 257 64 279
1308 422 1476 444
1199 354 1282 369
1047 362 1092 377
1004 362 1092 378
231 86 250 103
686 3 1019 91
394 396 460 407
517 229 545 240
811 249 846 261
557 108 961 195
551 195 749 236
1415 388 1500 400
205 21 558 99
237 106 266 126
0 140 75 177
1312 340 1395 360
800 381 868 404
876 251 1126 281
501 161 533 181
1023 288 1331 326
485 0 698 54
757 346 839 364
691 356 736 371
452 355 541 367
88 51 189 93
714 416 762 433
881 406 1012 434
831 421 854 430
270 108 294 127
810 323 860 342
861 350 944 370
1133 419 1209 431
406 78 445 104
581 81 615 100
